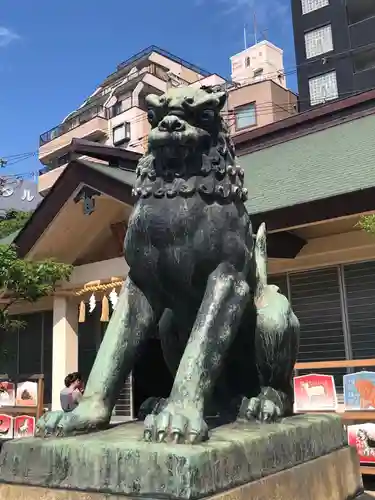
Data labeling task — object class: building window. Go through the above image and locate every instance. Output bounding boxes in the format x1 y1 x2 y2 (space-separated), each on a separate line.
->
112 101 124 118
352 47 375 73
235 103 256 130
304 25 333 59
245 57 251 67
308 71 338 106
301 0 329 15
253 68 264 80
109 97 131 119
112 122 131 146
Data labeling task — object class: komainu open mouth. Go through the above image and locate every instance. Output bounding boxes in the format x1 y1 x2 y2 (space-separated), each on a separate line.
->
160 143 189 160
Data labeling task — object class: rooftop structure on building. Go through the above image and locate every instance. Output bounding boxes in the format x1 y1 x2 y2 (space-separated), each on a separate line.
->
230 40 286 88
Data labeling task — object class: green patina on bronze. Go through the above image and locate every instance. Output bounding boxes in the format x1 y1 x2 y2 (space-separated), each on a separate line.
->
33 86 299 444
0 415 345 499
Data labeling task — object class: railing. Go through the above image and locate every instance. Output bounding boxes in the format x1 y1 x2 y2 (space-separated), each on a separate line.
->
115 45 211 77
39 105 108 146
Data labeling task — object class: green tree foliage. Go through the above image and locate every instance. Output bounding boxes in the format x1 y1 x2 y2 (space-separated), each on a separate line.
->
0 210 73 330
0 209 31 239
358 214 375 234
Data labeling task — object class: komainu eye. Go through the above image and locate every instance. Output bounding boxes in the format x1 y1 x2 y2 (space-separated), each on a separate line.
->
200 109 215 121
147 109 158 126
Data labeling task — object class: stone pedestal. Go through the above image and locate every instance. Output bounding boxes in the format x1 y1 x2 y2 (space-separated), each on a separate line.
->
0 414 364 499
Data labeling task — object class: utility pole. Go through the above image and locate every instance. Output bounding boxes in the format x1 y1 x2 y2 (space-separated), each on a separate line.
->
243 25 247 50
253 11 258 44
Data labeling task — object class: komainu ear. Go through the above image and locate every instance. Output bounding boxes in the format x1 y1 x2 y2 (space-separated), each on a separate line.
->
145 94 162 108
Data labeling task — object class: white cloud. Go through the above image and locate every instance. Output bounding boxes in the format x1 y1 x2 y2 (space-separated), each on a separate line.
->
0 27 20 48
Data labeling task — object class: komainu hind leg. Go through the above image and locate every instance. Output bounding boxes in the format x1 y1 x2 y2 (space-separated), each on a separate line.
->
239 223 300 423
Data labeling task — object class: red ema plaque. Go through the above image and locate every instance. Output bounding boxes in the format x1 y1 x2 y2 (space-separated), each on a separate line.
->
13 415 35 439
293 373 338 412
0 414 13 439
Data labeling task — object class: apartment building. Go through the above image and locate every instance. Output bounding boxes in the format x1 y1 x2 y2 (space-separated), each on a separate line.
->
38 46 209 195
195 41 298 135
292 0 375 111
38 44 297 195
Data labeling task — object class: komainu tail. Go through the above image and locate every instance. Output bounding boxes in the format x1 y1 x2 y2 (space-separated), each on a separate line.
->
253 222 268 300
253 223 300 404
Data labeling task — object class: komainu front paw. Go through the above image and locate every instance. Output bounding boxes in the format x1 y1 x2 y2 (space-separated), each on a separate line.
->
35 410 65 437
239 396 281 423
35 400 110 438
238 387 290 423
143 402 208 444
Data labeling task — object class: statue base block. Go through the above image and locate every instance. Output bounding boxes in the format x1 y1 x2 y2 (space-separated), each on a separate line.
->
0 414 364 500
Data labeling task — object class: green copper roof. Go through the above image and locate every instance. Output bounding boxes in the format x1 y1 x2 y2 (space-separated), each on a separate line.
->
242 112 375 214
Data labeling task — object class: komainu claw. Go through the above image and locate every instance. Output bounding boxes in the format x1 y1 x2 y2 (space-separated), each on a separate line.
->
238 389 286 423
143 402 207 444
188 433 198 444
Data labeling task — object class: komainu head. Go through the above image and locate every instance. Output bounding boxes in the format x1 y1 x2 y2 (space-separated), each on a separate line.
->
134 85 247 202
147 85 228 156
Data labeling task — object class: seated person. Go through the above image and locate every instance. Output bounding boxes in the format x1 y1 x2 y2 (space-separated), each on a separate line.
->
60 372 84 412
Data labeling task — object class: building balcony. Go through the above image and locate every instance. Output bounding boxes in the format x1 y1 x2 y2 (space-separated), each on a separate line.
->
39 106 109 163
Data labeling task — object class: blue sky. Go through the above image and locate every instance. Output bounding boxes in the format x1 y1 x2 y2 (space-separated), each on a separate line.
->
0 0 296 178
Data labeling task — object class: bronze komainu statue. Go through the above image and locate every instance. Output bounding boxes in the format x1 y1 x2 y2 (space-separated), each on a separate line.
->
36 86 299 444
